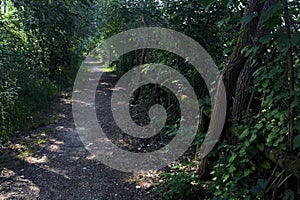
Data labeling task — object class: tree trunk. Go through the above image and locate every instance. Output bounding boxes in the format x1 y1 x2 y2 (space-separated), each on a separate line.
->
231 59 256 120
220 0 278 122
132 48 147 105
132 17 149 105
2 0 7 13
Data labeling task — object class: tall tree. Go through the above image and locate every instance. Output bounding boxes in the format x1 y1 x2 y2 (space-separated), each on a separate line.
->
219 0 278 122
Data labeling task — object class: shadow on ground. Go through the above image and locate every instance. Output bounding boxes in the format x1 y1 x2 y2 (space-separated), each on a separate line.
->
0 59 157 199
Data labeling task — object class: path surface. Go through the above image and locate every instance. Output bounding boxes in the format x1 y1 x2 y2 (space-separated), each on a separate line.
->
0 58 157 199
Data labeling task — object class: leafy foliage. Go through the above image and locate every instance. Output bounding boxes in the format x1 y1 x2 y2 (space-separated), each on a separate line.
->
152 162 202 200
0 0 102 138
1 0 299 199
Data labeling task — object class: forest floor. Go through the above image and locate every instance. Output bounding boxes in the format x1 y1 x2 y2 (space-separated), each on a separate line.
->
0 61 160 199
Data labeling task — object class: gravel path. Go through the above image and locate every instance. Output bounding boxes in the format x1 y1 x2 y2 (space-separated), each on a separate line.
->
0 58 157 199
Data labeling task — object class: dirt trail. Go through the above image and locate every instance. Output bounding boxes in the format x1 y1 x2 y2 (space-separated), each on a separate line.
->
0 62 156 199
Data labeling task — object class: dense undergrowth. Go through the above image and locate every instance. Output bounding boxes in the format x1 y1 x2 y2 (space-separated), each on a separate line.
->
99 0 300 199
0 0 101 139
1 0 300 199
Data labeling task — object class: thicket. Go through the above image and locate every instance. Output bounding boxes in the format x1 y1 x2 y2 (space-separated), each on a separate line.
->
0 0 101 138
99 0 300 199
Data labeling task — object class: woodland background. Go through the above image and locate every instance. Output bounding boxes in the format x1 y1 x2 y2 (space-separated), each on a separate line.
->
0 0 299 199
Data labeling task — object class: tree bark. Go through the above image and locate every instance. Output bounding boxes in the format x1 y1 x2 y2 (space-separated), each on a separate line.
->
2 0 6 13
283 0 295 152
220 0 263 112
220 0 278 122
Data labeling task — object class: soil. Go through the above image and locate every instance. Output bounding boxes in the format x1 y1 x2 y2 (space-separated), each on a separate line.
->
0 68 160 199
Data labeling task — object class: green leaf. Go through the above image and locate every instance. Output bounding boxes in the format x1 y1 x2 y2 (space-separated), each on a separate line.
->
203 0 216 11
275 28 291 53
244 46 259 57
250 179 267 195
229 152 237 163
283 189 295 200
272 126 279 133
261 161 270 169
229 165 236 173
257 143 264 151
249 134 257 142
293 134 300 150
259 35 272 44
240 129 249 139
225 0 233 8
217 17 230 28
241 15 253 24
222 174 230 182
263 4 281 23
254 122 263 130
241 12 258 25
244 169 252 177
290 33 299 47
257 179 267 189
241 45 250 54
273 136 284 147
261 80 268 88
294 119 300 131
240 147 246 156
